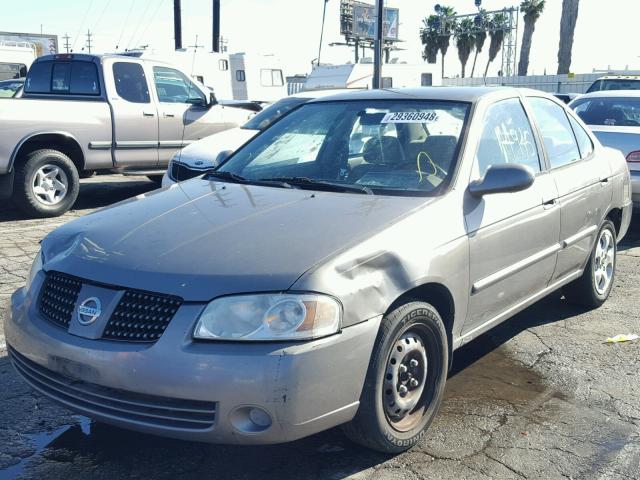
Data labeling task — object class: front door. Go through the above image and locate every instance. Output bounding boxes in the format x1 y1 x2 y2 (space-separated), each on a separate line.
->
151 65 229 167
463 97 561 334
106 59 159 167
526 96 612 281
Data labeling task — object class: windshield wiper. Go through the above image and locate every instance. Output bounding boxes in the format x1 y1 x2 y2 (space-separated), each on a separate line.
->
205 171 293 189
259 176 374 195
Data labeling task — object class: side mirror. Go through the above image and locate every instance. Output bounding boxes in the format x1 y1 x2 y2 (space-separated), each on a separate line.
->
209 91 218 107
468 164 535 197
214 150 233 166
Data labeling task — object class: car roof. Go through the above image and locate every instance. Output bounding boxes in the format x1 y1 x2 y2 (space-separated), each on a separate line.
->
596 75 640 80
307 86 548 104
575 90 640 99
290 88 358 99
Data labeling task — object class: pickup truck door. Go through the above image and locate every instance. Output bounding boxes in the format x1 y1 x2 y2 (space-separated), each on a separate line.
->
150 65 229 166
103 59 159 167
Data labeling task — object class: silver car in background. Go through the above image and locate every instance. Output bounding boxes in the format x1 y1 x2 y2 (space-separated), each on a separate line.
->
570 91 640 209
6 88 632 454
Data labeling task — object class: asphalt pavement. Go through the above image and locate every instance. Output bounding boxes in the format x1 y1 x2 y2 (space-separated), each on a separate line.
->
0 175 639 480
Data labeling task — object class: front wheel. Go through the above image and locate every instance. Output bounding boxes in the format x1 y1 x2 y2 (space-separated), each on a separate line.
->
342 301 448 453
564 220 617 308
13 149 80 218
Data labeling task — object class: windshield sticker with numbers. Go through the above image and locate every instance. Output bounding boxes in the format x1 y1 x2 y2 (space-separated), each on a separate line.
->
381 112 440 123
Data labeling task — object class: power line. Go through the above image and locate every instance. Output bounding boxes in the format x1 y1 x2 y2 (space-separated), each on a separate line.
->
91 0 114 34
116 0 137 51
126 0 154 51
71 0 96 51
131 0 168 51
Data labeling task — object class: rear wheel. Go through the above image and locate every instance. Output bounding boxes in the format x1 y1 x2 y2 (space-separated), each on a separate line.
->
13 149 79 218
342 301 448 453
564 220 617 308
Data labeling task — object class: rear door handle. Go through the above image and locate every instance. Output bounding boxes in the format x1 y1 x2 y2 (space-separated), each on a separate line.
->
142 111 155 117
163 112 175 118
543 197 557 208
599 176 609 184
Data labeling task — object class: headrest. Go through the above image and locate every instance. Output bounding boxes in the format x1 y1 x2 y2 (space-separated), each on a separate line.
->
362 136 405 166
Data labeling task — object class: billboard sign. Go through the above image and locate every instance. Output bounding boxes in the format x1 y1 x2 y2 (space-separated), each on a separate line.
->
0 32 58 57
352 5 399 41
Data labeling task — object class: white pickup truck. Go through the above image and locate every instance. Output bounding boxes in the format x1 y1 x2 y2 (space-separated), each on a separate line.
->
0 53 254 217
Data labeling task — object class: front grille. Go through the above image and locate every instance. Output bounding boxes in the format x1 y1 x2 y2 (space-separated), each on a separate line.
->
170 162 206 182
39 272 82 329
38 272 182 344
9 346 217 431
102 290 182 342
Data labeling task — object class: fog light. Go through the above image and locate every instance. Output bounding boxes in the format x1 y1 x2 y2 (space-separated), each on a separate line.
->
249 407 271 428
229 406 273 433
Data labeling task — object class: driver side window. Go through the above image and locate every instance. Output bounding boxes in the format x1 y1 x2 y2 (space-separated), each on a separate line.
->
474 98 541 179
152 66 205 105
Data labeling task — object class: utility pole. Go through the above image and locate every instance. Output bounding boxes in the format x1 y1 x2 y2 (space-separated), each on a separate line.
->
317 0 329 66
63 33 71 53
212 0 221 52
174 0 183 50
85 30 93 53
372 0 384 88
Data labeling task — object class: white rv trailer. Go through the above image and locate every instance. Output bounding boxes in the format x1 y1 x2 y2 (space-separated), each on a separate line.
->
0 41 36 80
229 53 287 102
125 49 286 102
303 62 441 91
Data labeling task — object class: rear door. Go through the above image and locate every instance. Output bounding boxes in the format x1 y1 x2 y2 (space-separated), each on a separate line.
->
463 97 560 333
104 59 159 167
526 96 611 281
150 65 229 166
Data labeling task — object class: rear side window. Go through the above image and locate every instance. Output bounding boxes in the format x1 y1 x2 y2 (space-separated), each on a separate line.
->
113 62 150 103
568 115 594 159
473 98 541 178
25 61 100 95
24 62 52 93
528 97 581 168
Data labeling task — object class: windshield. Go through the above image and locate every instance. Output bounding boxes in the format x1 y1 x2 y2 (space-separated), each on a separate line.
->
572 97 640 127
242 96 309 131
587 79 640 93
0 79 23 98
217 99 470 196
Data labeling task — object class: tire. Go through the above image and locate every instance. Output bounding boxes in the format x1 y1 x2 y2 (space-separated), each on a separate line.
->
563 220 617 308
342 301 448 453
13 149 80 218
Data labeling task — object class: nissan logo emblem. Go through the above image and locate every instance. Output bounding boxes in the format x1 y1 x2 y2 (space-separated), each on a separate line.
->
77 297 102 325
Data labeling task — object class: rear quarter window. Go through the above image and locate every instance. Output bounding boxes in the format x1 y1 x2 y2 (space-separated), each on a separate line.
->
25 61 101 96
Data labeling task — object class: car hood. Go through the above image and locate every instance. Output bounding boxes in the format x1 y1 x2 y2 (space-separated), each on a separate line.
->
177 128 257 168
42 179 427 302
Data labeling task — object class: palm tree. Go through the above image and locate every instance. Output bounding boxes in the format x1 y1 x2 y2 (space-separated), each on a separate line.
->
470 9 488 78
518 0 545 76
420 15 440 64
455 19 475 78
484 12 508 78
436 6 457 79
557 0 580 74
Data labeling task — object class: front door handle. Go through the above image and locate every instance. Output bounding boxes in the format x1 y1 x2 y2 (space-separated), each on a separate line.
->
599 176 609 184
543 197 557 209
142 111 155 117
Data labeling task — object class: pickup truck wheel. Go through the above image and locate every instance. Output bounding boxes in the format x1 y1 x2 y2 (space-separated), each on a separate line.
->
342 301 448 453
13 149 79 218
563 220 617 308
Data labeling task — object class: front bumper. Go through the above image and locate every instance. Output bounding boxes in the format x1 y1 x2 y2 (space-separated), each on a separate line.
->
5 281 380 444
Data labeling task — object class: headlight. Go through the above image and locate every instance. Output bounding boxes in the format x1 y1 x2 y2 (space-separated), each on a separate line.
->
193 293 341 341
26 251 44 290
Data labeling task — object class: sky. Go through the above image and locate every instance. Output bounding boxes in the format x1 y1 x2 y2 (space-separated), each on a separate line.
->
2 0 640 78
